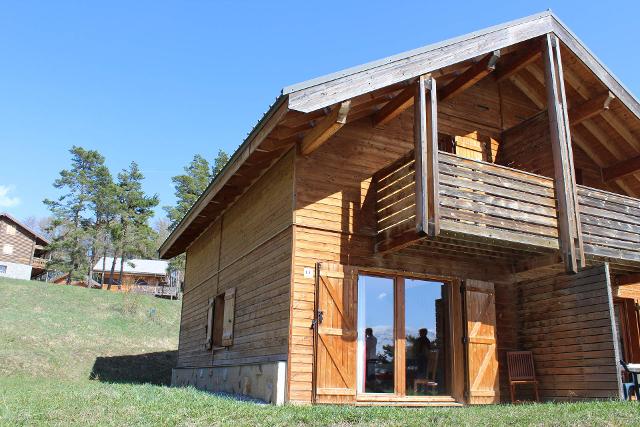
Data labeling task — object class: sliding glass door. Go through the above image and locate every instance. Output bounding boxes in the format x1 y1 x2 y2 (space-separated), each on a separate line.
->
357 273 449 397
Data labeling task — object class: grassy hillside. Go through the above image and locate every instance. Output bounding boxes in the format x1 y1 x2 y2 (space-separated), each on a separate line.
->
1 278 640 426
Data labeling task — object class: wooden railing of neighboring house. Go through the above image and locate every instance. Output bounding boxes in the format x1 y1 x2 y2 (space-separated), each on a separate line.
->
31 257 48 270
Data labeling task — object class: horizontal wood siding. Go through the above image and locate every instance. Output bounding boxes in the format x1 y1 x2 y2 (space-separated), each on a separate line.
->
177 151 294 369
517 266 621 400
291 118 514 404
0 217 35 266
578 185 640 263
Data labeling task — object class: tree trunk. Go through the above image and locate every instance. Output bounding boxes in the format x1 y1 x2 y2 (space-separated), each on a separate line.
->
100 247 108 288
119 254 125 290
108 251 118 290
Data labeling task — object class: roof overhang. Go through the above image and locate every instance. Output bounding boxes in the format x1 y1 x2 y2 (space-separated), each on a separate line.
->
159 10 640 259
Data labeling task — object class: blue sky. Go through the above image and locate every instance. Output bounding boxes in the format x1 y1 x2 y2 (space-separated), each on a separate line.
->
1 1 638 222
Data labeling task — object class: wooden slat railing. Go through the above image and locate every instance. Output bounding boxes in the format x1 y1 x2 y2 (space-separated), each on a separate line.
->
373 151 417 252
31 257 47 269
374 151 562 253
438 153 559 250
578 185 640 263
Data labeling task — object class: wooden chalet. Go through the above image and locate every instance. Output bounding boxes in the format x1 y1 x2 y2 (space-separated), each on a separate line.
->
93 257 178 298
160 12 640 405
0 212 50 280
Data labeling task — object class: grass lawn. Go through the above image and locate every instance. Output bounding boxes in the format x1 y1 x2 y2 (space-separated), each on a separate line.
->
1 277 640 426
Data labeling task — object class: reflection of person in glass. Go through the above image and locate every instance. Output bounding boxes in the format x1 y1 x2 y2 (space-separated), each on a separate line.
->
414 328 432 378
365 328 377 382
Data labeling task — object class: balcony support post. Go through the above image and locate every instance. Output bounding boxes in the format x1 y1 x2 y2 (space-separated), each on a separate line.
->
543 33 585 273
414 75 440 237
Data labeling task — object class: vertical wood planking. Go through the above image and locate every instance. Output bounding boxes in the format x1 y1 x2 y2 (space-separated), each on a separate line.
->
542 33 584 273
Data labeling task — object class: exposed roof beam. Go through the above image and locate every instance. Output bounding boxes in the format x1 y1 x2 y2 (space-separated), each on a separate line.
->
568 91 615 125
495 47 541 82
509 73 546 109
372 83 416 127
438 50 501 102
603 154 640 182
299 101 351 155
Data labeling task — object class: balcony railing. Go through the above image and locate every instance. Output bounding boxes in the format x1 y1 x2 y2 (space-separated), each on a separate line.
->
31 257 48 270
374 150 640 268
578 186 640 264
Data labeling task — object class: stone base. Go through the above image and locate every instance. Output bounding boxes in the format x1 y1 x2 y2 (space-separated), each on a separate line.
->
171 361 287 405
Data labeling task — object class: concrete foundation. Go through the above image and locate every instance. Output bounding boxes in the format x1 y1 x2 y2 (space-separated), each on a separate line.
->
0 261 32 280
171 361 287 405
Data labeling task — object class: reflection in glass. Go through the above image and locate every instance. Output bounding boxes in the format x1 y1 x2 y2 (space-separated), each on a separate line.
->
405 279 447 396
358 275 394 393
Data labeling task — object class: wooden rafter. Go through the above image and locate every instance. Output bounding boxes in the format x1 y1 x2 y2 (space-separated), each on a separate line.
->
299 101 351 155
568 91 616 125
439 50 501 102
509 72 546 109
603 155 640 182
372 83 416 127
495 47 541 82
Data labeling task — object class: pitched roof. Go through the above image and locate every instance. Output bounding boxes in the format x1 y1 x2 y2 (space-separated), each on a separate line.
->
1 212 50 246
93 257 168 276
159 11 640 259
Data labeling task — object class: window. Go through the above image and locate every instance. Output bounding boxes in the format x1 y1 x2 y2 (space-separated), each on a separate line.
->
5 224 15 235
205 287 236 350
357 274 450 396
2 244 13 255
0 265 6 274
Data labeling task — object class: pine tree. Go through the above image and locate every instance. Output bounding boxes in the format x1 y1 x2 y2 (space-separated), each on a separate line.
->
115 162 159 283
163 150 229 282
44 147 107 284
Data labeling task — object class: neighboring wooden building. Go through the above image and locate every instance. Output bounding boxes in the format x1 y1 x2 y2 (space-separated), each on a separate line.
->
160 12 640 405
93 257 178 298
0 212 50 280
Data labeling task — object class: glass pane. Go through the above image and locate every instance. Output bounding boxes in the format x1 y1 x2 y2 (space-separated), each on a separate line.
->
357 275 394 393
405 279 448 396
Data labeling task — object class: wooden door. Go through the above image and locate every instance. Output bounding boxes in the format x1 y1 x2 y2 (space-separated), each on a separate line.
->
314 262 357 403
463 279 500 404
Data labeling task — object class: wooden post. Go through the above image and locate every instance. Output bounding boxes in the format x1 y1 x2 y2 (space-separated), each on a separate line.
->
414 75 440 237
542 33 584 273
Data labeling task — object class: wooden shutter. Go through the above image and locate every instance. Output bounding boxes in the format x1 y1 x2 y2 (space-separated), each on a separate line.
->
205 297 214 350
314 263 357 403
464 279 500 404
221 287 236 347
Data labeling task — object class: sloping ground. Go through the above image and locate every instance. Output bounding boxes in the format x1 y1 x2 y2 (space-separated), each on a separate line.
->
1 278 640 426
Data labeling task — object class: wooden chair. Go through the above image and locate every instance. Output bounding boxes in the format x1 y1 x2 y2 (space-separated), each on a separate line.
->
507 351 539 402
414 349 439 394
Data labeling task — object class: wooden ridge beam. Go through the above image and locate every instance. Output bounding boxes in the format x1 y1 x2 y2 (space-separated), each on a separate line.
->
438 50 501 102
495 47 541 82
299 101 351 155
568 91 616 126
372 83 416 127
603 154 640 182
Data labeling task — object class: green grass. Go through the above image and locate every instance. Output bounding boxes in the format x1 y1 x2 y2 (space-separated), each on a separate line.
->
1 277 640 426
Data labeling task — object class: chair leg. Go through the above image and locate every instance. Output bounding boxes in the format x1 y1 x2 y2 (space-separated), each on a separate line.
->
510 383 515 403
534 382 540 402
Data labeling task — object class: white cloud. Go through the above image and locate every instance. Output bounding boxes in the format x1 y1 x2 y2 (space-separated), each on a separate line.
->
377 292 387 300
0 185 21 208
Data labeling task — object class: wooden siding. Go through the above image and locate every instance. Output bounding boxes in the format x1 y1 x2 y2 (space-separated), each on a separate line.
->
0 217 35 266
517 265 621 400
290 117 515 403
177 150 294 369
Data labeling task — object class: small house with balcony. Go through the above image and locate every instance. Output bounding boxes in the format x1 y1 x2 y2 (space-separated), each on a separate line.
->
0 212 50 280
160 12 640 405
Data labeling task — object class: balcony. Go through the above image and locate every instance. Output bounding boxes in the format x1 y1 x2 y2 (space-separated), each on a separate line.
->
374 151 640 272
31 257 48 270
